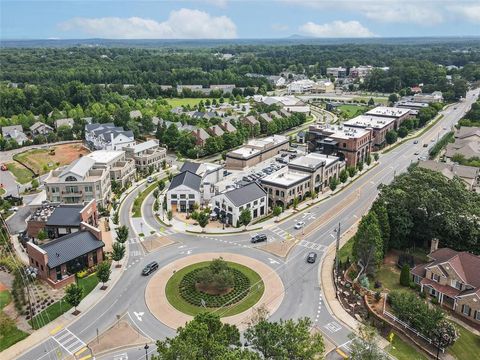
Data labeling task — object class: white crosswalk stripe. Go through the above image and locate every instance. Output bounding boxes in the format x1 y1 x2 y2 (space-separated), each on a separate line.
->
298 240 327 251
51 328 86 355
129 237 144 244
323 321 342 333
130 250 141 257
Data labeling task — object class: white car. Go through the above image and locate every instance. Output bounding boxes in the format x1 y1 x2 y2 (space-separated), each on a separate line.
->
147 177 154 183
9 207 18 212
294 221 305 229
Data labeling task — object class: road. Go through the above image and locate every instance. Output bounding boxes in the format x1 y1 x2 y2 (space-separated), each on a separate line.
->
17 90 478 360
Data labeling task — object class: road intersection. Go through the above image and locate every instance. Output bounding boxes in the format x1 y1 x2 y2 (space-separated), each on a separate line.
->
17 90 478 360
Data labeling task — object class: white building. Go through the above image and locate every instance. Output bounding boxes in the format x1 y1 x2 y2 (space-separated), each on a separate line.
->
180 161 224 202
211 182 267 227
2 125 28 145
85 123 135 151
253 95 310 113
166 171 202 212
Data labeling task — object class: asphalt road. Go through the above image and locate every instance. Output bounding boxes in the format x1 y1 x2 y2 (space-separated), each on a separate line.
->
17 90 478 360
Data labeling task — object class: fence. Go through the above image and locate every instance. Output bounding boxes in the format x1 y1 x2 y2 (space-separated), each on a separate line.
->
383 310 444 353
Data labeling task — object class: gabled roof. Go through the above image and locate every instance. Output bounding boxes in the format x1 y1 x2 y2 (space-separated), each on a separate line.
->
133 140 159 154
41 231 104 269
259 113 273 123
30 122 53 131
192 128 210 141
2 125 23 136
55 118 75 128
242 115 259 126
180 162 201 174
168 171 202 192
223 182 266 207
59 156 96 178
209 125 224 136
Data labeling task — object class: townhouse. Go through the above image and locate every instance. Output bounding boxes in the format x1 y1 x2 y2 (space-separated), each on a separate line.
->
85 123 135 151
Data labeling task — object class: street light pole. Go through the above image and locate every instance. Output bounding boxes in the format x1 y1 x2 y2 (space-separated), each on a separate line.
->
334 222 341 275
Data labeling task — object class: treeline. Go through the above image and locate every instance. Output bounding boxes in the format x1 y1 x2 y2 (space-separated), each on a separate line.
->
458 99 480 127
353 167 480 275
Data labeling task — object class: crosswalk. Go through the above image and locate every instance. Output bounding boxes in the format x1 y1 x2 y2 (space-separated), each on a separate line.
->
128 237 143 244
50 327 91 358
298 240 327 252
323 321 342 333
270 226 292 239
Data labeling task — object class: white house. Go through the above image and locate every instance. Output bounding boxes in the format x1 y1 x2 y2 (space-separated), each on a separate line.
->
85 123 135 151
210 182 267 227
166 171 202 212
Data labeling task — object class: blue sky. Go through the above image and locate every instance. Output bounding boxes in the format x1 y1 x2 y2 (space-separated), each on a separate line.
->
2 0 480 40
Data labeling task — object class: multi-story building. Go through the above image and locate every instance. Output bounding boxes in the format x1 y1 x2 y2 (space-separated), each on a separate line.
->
85 123 135 151
364 107 412 129
225 135 289 170
288 153 345 191
326 67 347 79
166 171 202 212
261 168 311 208
413 91 443 104
344 115 396 149
2 125 28 145
86 150 136 188
211 182 267 226
307 124 372 167
44 156 111 206
411 240 480 324
180 161 224 202
124 139 167 172
30 122 54 135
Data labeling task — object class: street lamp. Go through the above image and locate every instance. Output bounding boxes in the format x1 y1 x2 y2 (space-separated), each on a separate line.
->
144 343 149 360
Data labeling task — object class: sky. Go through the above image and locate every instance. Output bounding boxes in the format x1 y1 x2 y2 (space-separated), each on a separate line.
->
1 0 480 40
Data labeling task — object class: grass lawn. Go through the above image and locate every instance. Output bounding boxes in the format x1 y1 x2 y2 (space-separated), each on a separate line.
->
449 323 480 360
132 180 162 218
387 334 428 360
165 98 210 107
29 274 99 329
374 265 407 292
0 290 29 351
337 104 368 119
165 261 264 317
0 188 5 196
6 162 35 184
338 237 354 264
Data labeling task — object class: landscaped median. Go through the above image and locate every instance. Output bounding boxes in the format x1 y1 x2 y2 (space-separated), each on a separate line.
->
131 177 166 218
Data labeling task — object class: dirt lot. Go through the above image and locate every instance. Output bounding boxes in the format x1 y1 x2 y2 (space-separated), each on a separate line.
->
13 143 89 175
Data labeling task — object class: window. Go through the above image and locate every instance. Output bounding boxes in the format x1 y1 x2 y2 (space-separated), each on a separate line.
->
254 200 258 206
462 304 471 316
451 280 463 290
189 194 195 199
228 206 232 212
431 273 440 282
476 311 480 321
261 198 265 203
180 194 186 199
239 206 243 211
84 186 93 192
171 194 177 199
65 176 77 182
51 187 59 193
429 287 437 296
216 201 220 207
275 190 280 196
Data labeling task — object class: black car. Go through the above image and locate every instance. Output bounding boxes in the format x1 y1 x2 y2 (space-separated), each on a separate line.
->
306 252 317 264
251 234 267 243
142 261 159 276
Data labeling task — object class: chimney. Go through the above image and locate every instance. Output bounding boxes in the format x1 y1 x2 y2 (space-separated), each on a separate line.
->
430 238 439 254
80 222 103 241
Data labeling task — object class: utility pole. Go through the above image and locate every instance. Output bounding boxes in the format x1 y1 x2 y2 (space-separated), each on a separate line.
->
334 222 341 275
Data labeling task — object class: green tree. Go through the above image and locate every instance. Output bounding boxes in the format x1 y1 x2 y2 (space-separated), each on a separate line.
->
115 225 129 244
339 169 348 183
197 211 209 231
352 212 384 275
273 206 283 220
385 130 398 145
374 153 379 161
397 126 408 138
158 179 166 191
239 209 252 229
357 161 364 172
432 320 458 359
31 178 39 189
112 211 119 225
112 242 126 267
399 264 410 287
167 210 173 221
37 229 47 241
368 98 375 106
96 261 111 289
245 317 324 360
371 201 390 254
310 190 317 203
292 197 299 210
153 313 243 360
388 93 399 103
347 166 357 178
64 283 83 313
329 177 339 191
349 325 388 360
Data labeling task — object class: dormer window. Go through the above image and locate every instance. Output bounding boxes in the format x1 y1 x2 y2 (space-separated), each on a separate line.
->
451 280 463 290
431 273 440 282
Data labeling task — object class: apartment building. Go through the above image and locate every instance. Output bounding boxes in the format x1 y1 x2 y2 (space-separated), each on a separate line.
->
211 182 267 226
86 150 136 188
85 123 135 151
124 139 167 172
225 135 289 170
261 168 311 208
344 115 396 149
326 67 347 79
364 106 412 129
307 124 372 167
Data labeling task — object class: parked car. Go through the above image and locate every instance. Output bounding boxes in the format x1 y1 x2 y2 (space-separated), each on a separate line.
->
306 252 317 263
294 221 305 229
142 261 159 276
251 234 267 244
8 207 18 212
413 140 419 144
414 151 420 155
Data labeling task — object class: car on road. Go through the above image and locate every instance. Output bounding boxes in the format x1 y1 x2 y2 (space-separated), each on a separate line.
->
414 151 420 155
423 143 428 148
0 164 7 171
306 252 317 263
431 138 435 142
413 140 418 144
8 207 18 212
251 234 267 244
147 177 154 183
418 156 427 161
294 221 305 229
142 261 159 276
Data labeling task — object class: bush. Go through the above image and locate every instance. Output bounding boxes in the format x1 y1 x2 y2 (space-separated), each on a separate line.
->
397 253 415 269
374 291 382 302
399 264 410 287
359 275 370 289
76 270 88 279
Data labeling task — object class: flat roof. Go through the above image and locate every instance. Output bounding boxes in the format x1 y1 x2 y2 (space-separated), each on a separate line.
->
229 147 261 158
309 124 370 140
365 106 411 118
261 169 309 187
133 140 159 154
86 150 124 164
344 115 396 129
290 152 339 170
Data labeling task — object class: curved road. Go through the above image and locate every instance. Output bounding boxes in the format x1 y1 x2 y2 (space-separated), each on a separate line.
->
18 90 478 360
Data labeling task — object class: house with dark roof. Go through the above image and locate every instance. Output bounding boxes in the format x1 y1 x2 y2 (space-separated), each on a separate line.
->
166 171 202 212
241 115 260 127
85 123 135 151
411 239 480 324
191 128 210 146
208 124 225 137
26 200 98 239
26 222 104 289
210 182 267 227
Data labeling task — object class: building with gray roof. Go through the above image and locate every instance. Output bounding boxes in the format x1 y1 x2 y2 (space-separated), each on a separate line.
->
2 125 28 145
166 171 202 212
85 123 135 151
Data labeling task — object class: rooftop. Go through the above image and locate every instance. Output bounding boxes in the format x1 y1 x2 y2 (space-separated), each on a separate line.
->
223 182 266 207
86 150 124 165
365 106 411 118
59 156 96 178
133 140 160 154
289 152 339 170
309 124 370 140
261 168 309 187
168 171 202 192
344 115 396 129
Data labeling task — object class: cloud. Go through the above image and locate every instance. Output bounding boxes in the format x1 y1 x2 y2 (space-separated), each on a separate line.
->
448 5 480 23
285 0 444 25
299 20 375 38
272 23 290 31
58 8 237 39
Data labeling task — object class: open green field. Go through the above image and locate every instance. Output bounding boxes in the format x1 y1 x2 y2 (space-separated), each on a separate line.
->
337 104 368 119
165 98 210 107
6 163 35 184
30 274 99 329
387 334 428 360
449 323 480 360
0 290 29 351
166 261 264 317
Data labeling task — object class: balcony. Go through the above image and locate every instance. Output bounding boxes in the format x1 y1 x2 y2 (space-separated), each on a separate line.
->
61 190 83 196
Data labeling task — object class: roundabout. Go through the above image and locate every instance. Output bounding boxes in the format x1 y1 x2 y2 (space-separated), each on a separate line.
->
145 252 285 330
